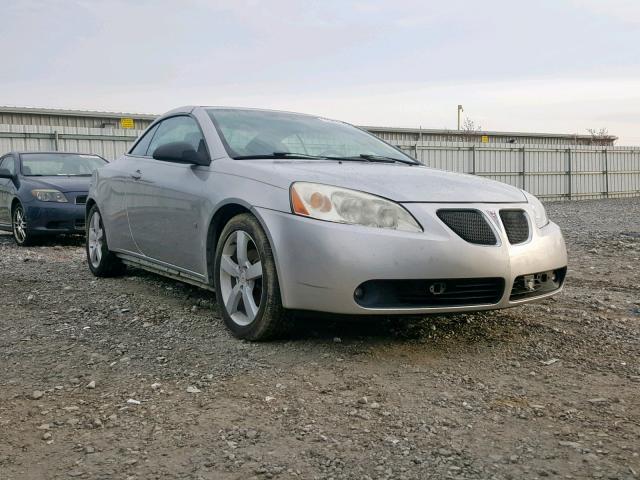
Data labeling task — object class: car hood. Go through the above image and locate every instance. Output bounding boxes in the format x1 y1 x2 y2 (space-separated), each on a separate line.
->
229 160 527 203
25 176 91 193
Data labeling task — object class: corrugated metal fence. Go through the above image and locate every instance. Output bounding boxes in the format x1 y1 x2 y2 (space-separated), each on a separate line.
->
2 124 639 201
392 141 640 201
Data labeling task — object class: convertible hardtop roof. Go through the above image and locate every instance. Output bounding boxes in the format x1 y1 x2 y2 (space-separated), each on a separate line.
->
165 105 330 119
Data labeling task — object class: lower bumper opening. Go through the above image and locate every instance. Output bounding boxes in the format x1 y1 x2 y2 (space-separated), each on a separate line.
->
354 277 505 308
510 267 567 301
42 219 85 231
45 220 73 230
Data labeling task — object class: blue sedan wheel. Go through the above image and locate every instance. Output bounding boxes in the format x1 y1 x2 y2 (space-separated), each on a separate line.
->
12 204 33 246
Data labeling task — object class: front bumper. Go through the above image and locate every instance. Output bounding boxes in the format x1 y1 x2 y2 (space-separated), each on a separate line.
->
255 202 568 315
24 201 86 234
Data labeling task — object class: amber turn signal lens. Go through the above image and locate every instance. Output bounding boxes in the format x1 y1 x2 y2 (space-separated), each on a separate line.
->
290 186 309 216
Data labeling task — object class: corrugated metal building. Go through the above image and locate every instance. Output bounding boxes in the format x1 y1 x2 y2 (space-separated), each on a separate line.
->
0 106 616 146
0 106 155 130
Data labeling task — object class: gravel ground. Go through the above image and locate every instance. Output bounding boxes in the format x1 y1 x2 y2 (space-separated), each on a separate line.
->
1 198 639 480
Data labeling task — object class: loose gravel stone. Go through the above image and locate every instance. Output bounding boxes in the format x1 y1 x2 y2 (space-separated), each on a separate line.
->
30 390 44 400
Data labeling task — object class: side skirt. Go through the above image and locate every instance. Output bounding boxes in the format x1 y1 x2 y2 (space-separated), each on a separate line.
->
116 252 215 292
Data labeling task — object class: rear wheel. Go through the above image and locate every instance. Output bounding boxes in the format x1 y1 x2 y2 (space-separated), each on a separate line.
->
214 213 287 340
12 203 35 246
86 205 126 277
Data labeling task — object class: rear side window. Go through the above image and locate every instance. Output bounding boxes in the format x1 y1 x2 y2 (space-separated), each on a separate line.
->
129 124 159 156
147 116 206 158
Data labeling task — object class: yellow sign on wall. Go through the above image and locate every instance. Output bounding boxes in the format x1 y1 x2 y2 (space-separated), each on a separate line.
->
120 118 134 129
481 135 489 143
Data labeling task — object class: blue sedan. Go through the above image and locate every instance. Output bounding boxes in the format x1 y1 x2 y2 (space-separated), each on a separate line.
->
0 151 107 245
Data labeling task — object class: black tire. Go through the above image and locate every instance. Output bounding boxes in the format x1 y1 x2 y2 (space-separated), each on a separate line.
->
213 213 288 341
86 205 126 277
12 203 36 246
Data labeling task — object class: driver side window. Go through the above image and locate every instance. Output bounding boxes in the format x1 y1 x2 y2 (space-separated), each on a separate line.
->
1 156 16 175
147 116 206 159
129 124 159 157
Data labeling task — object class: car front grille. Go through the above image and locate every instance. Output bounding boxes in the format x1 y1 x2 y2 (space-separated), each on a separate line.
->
500 209 529 244
75 195 87 205
437 209 497 245
354 278 505 308
510 267 567 301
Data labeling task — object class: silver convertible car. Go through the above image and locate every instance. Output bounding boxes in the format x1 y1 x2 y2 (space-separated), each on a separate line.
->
86 106 567 340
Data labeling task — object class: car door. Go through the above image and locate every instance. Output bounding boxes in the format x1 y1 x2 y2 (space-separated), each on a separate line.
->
0 155 17 226
125 115 211 276
98 124 161 254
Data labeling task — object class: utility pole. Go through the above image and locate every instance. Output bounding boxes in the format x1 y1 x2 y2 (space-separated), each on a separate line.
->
457 105 464 130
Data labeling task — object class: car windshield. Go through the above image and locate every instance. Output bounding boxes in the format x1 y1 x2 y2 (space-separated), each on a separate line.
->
21 153 106 176
206 109 416 163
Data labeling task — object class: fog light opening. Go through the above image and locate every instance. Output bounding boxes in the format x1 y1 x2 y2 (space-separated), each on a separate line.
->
354 286 365 301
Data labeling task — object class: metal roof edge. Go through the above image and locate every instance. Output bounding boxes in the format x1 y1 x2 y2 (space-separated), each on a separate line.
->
0 106 158 120
361 125 618 141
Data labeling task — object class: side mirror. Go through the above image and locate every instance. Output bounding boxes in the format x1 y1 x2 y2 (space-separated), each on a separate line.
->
0 168 14 179
152 142 210 166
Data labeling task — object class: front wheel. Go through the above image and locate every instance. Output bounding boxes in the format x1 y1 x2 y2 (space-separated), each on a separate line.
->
86 205 126 277
213 213 287 341
12 203 35 246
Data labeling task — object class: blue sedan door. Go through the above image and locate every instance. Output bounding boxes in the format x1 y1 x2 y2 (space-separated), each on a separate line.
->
0 155 17 226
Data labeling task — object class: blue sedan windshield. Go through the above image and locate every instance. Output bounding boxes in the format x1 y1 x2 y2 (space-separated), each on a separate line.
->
207 108 414 162
21 153 106 176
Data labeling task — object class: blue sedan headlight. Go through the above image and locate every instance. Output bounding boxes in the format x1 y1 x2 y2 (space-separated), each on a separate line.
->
290 182 422 232
31 189 68 203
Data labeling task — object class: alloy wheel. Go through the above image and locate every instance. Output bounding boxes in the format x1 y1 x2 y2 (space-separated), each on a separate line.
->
219 230 263 326
88 210 104 268
13 206 27 244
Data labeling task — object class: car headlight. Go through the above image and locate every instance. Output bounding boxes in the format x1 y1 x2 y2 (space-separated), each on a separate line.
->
31 189 68 203
290 182 422 232
523 190 549 228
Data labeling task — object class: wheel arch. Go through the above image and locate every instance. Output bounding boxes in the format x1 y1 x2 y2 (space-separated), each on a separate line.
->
10 197 21 213
205 200 282 290
85 197 97 218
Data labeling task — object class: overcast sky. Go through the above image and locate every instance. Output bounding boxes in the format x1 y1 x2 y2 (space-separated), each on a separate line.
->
2 0 639 143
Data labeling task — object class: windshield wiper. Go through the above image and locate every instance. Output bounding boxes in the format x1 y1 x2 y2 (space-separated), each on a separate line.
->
234 152 365 161
233 152 417 165
234 152 325 160
321 154 418 165
357 154 418 165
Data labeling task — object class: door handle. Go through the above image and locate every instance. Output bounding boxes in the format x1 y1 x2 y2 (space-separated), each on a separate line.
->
131 169 142 180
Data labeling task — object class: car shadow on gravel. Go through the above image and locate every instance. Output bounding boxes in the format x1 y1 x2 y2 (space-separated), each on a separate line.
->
284 310 522 344
122 263 519 346
0 232 84 247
